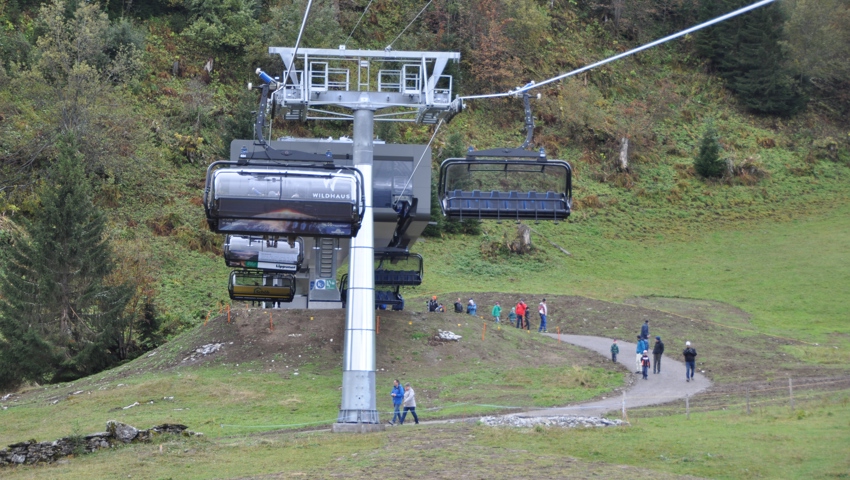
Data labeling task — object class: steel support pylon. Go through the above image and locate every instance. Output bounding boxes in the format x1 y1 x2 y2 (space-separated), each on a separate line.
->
337 108 379 424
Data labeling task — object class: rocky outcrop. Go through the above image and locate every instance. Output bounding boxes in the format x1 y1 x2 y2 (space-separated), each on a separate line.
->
479 414 626 428
0 421 200 467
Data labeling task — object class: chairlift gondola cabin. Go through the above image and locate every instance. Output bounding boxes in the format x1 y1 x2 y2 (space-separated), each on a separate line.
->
204 162 365 238
438 147 572 222
374 248 423 286
228 270 296 303
223 235 304 273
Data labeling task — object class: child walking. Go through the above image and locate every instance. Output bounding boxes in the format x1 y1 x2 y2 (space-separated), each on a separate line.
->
610 339 619 363
640 350 651 380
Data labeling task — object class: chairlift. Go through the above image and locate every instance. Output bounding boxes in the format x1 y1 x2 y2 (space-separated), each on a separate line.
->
373 248 423 286
228 270 296 303
437 150 572 222
223 235 304 273
339 274 405 310
204 162 365 238
437 92 571 222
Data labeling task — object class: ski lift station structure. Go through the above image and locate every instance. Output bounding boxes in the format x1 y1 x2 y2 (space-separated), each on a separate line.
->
203 46 574 431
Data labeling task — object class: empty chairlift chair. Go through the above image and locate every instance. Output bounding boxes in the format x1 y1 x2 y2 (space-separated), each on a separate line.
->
438 148 572 222
228 270 296 303
373 248 423 287
204 163 365 238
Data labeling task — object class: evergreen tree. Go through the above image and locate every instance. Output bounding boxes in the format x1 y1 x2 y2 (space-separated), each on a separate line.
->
696 0 805 115
0 140 132 389
694 121 725 179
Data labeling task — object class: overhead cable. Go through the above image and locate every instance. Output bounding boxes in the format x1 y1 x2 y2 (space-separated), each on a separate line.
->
344 0 375 48
459 0 776 101
386 0 435 50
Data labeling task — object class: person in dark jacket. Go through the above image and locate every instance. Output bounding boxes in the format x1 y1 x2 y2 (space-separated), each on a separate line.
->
640 350 651 380
652 336 665 374
454 298 463 313
428 296 439 312
610 339 619 363
388 379 403 425
683 341 697 382
640 320 650 340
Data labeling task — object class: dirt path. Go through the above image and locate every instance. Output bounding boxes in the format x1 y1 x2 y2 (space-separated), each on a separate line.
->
517 334 712 418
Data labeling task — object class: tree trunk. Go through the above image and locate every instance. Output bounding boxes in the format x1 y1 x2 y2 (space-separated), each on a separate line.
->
619 137 630 172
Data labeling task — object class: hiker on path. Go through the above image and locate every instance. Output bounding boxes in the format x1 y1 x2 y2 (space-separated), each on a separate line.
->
683 341 697 382
454 298 463 313
491 302 502 323
641 350 651 380
400 382 419 425
610 339 619 363
428 296 439 312
508 307 518 327
652 336 665 374
467 298 477 316
515 300 528 330
537 299 548 333
389 379 403 425
636 335 648 373
640 320 650 340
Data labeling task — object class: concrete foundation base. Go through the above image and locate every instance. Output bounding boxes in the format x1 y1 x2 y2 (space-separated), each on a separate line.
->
331 423 386 434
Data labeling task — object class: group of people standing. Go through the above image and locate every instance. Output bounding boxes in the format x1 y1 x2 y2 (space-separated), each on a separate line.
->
610 320 699 382
503 298 548 332
434 296 549 333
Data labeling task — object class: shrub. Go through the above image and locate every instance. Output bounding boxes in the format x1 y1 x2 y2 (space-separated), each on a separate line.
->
694 122 725 179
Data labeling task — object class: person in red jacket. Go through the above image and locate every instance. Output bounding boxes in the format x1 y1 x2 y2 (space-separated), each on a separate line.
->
515 299 528 330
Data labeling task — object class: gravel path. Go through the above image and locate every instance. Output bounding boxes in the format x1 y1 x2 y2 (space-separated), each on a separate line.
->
518 334 712 418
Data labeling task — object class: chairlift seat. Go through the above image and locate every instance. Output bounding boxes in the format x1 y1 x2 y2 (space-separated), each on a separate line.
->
228 270 296 303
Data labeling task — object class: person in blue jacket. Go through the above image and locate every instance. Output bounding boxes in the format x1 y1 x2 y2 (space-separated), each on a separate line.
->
388 379 404 425
635 335 648 373
640 320 650 340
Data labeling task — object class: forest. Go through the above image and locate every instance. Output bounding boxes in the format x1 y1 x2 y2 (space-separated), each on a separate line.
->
1 0 849 389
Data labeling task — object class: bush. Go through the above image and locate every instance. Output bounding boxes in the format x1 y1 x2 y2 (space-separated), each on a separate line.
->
694 122 725 179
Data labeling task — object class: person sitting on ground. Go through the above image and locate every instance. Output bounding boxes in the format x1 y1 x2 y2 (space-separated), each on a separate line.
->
467 298 477 316
508 307 517 327
428 295 438 312
454 298 463 313
436 303 445 313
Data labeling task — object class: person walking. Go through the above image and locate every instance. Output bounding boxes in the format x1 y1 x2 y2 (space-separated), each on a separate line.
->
610 339 619 363
640 350 651 380
515 300 527 329
508 307 517 327
467 298 477 316
537 299 548 333
491 302 502 323
640 320 650 341
388 379 403 425
454 298 463 313
635 335 648 373
400 382 419 425
683 341 697 382
652 336 665 374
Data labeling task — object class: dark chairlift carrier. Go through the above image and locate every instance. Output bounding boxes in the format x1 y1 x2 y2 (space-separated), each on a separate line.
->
339 274 405 311
204 162 365 238
437 92 572 222
223 235 304 273
373 248 423 286
228 270 296 303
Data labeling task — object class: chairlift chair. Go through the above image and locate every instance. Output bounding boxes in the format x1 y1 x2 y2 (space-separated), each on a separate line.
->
204 162 365 238
373 248 423 286
437 148 572 222
223 235 304 273
228 270 296 303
